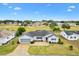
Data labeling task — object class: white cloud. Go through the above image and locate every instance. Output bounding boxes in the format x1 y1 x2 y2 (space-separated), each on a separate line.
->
67 5 76 12
14 7 22 10
69 5 76 9
67 9 72 12
2 3 8 6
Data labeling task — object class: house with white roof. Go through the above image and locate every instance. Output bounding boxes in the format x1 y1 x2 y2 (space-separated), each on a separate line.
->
19 30 59 44
60 31 79 40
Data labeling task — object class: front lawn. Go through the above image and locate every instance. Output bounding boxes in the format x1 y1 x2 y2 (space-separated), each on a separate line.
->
0 37 18 55
28 44 79 55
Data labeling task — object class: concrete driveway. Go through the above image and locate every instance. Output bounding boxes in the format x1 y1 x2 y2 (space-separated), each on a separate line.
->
6 44 30 56
6 42 49 56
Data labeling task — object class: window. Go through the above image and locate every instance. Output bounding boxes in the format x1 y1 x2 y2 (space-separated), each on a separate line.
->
74 37 76 39
37 37 42 39
70 36 76 39
7 37 9 39
51 38 56 40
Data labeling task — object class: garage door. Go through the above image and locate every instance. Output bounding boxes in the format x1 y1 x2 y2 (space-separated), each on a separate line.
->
20 39 31 44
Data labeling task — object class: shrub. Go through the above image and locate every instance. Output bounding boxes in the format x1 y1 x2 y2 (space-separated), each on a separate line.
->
58 39 63 44
59 42 63 44
49 41 51 44
30 41 34 44
17 41 20 44
69 45 73 50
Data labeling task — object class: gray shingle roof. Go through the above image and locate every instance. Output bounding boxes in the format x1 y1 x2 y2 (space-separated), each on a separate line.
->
64 30 79 35
22 30 53 37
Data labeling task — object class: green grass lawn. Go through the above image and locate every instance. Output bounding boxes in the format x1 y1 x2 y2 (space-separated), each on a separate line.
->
25 26 51 32
28 44 79 55
0 24 19 31
60 26 79 31
0 37 18 55
0 25 51 32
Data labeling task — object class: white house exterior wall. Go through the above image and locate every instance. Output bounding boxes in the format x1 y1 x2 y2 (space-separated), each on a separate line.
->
33 36 45 41
68 34 78 40
60 31 68 39
61 31 79 40
19 33 59 43
19 35 32 43
48 36 59 43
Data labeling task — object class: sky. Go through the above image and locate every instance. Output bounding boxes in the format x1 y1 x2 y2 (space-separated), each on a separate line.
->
0 3 79 21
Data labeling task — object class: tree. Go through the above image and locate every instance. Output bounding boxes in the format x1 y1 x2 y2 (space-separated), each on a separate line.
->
49 20 57 27
43 22 48 26
3 20 15 24
15 27 26 36
47 20 53 23
53 26 60 31
62 23 70 30
76 21 79 25
24 20 32 24
42 20 47 22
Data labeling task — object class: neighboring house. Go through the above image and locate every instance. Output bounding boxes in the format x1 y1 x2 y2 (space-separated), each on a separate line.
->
28 22 44 27
0 30 15 46
57 23 76 27
60 31 79 40
0 21 22 25
19 30 59 44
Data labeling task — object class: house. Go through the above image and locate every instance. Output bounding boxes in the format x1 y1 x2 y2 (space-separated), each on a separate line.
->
0 30 15 46
19 30 59 44
28 21 44 27
57 22 76 27
60 31 79 40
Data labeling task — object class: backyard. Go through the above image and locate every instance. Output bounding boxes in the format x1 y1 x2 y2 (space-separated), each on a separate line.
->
0 24 51 32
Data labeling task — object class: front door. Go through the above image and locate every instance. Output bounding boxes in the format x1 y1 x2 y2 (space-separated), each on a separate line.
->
46 37 48 42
